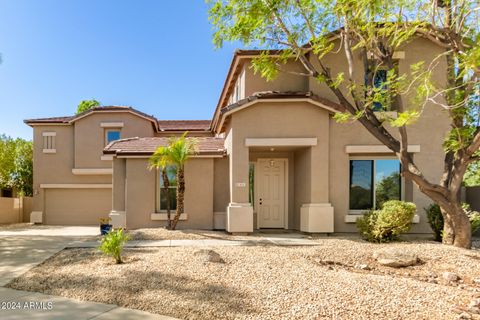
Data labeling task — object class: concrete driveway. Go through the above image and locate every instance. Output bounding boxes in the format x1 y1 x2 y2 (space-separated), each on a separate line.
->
0 225 173 319
0 226 99 286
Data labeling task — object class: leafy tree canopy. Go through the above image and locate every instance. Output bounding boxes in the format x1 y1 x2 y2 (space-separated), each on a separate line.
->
0 135 33 196
76 99 101 114
208 0 479 248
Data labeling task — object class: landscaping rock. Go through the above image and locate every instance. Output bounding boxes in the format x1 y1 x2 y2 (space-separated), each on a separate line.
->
457 312 472 320
443 272 460 282
355 264 371 270
373 248 418 267
469 299 480 309
194 249 225 263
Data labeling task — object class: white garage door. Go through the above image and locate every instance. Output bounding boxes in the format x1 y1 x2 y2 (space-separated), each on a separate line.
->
45 189 112 225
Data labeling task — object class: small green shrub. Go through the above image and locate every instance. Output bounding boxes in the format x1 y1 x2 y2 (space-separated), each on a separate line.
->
463 203 480 235
98 228 131 264
425 203 480 240
356 200 416 243
425 203 444 241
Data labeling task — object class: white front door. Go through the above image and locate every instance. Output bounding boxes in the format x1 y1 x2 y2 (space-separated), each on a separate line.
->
256 159 286 228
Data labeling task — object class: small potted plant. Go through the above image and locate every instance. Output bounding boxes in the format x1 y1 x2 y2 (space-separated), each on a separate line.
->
99 217 112 235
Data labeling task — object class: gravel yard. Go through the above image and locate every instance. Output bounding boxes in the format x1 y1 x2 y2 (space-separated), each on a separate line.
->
7 238 480 319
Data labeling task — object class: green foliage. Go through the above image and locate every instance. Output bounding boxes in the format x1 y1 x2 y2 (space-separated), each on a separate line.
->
424 203 444 241
76 99 101 114
463 203 480 235
356 200 416 243
149 132 198 172
149 132 197 230
425 203 480 239
464 162 480 187
98 228 131 264
390 110 421 127
375 172 401 208
0 135 33 196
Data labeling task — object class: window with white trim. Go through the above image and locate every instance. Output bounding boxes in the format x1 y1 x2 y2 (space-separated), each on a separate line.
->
42 132 56 153
105 129 121 145
156 166 177 212
349 158 402 211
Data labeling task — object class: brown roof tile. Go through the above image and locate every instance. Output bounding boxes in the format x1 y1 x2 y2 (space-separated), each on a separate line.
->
220 91 344 114
24 106 158 125
104 137 225 156
23 116 73 123
157 120 211 131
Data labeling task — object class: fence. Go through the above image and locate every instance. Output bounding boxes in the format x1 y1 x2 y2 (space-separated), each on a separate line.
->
0 197 33 224
466 186 480 212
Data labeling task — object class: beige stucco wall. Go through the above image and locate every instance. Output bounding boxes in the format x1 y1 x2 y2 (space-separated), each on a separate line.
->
0 197 23 224
112 158 126 212
242 60 308 97
227 101 330 228
213 157 230 213
31 111 157 223
124 157 215 230
74 112 155 169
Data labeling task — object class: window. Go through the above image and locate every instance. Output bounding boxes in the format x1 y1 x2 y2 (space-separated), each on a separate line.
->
248 163 255 205
365 67 389 111
156 166 177 212
105 129 121 145
349 159 401 211
42 132 56 153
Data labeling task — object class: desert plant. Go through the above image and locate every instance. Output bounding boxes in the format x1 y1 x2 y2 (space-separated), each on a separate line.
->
357 200 416 243
425 204 444 242
425 203 479 240
98 228 130 264
149 132 197 230
463 203 480 235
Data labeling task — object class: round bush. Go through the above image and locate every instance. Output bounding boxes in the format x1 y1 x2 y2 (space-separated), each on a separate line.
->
356 200 416 243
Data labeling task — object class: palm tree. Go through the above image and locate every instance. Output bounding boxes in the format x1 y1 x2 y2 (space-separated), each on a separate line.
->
149 133 197 230
149 147 173 229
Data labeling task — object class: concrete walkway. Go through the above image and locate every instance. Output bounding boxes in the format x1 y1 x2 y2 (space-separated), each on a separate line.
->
0 231 175 320
69 237 320 248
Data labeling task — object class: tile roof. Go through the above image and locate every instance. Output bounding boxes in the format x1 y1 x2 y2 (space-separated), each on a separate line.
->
23 116 73 123
104 136 225 156
25 107 212 132
220 91 344 114
157 120 211 131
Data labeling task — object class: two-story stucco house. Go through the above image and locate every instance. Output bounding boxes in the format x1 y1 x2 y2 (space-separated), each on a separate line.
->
25 35 450 234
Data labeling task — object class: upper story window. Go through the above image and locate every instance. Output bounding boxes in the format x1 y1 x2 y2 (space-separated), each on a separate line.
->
105 129 121 145
349 158 402 212
42 131 56 154
365 65 390 112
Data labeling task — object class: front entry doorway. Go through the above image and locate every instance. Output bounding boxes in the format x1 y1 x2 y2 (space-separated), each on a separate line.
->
255 158 288 228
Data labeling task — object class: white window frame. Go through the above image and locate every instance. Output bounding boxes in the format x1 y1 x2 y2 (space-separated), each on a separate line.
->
42 131 56 153
155 168 178 213
104 128 121 146
348 156 405 215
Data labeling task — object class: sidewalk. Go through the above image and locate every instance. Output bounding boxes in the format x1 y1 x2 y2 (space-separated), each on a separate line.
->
68 237 321 248
0 287 174 320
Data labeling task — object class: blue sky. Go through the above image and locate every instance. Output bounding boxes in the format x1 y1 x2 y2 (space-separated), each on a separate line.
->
0 0 238 139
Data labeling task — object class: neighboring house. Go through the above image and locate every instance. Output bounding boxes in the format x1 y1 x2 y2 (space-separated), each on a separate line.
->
25 36 450 234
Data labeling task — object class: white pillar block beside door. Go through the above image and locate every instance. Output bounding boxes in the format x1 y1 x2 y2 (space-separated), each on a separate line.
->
300 203 334 233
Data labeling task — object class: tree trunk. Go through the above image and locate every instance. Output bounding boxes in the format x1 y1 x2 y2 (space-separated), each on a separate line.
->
448 203 472 249
162 168 171 230
171 168 185 230
441 209 455 245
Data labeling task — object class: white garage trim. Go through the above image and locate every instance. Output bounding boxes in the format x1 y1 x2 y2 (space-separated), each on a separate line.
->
245 138 317 147
72 168 113 175
40 184 112 189
100 122 124 128
345 145 420 153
